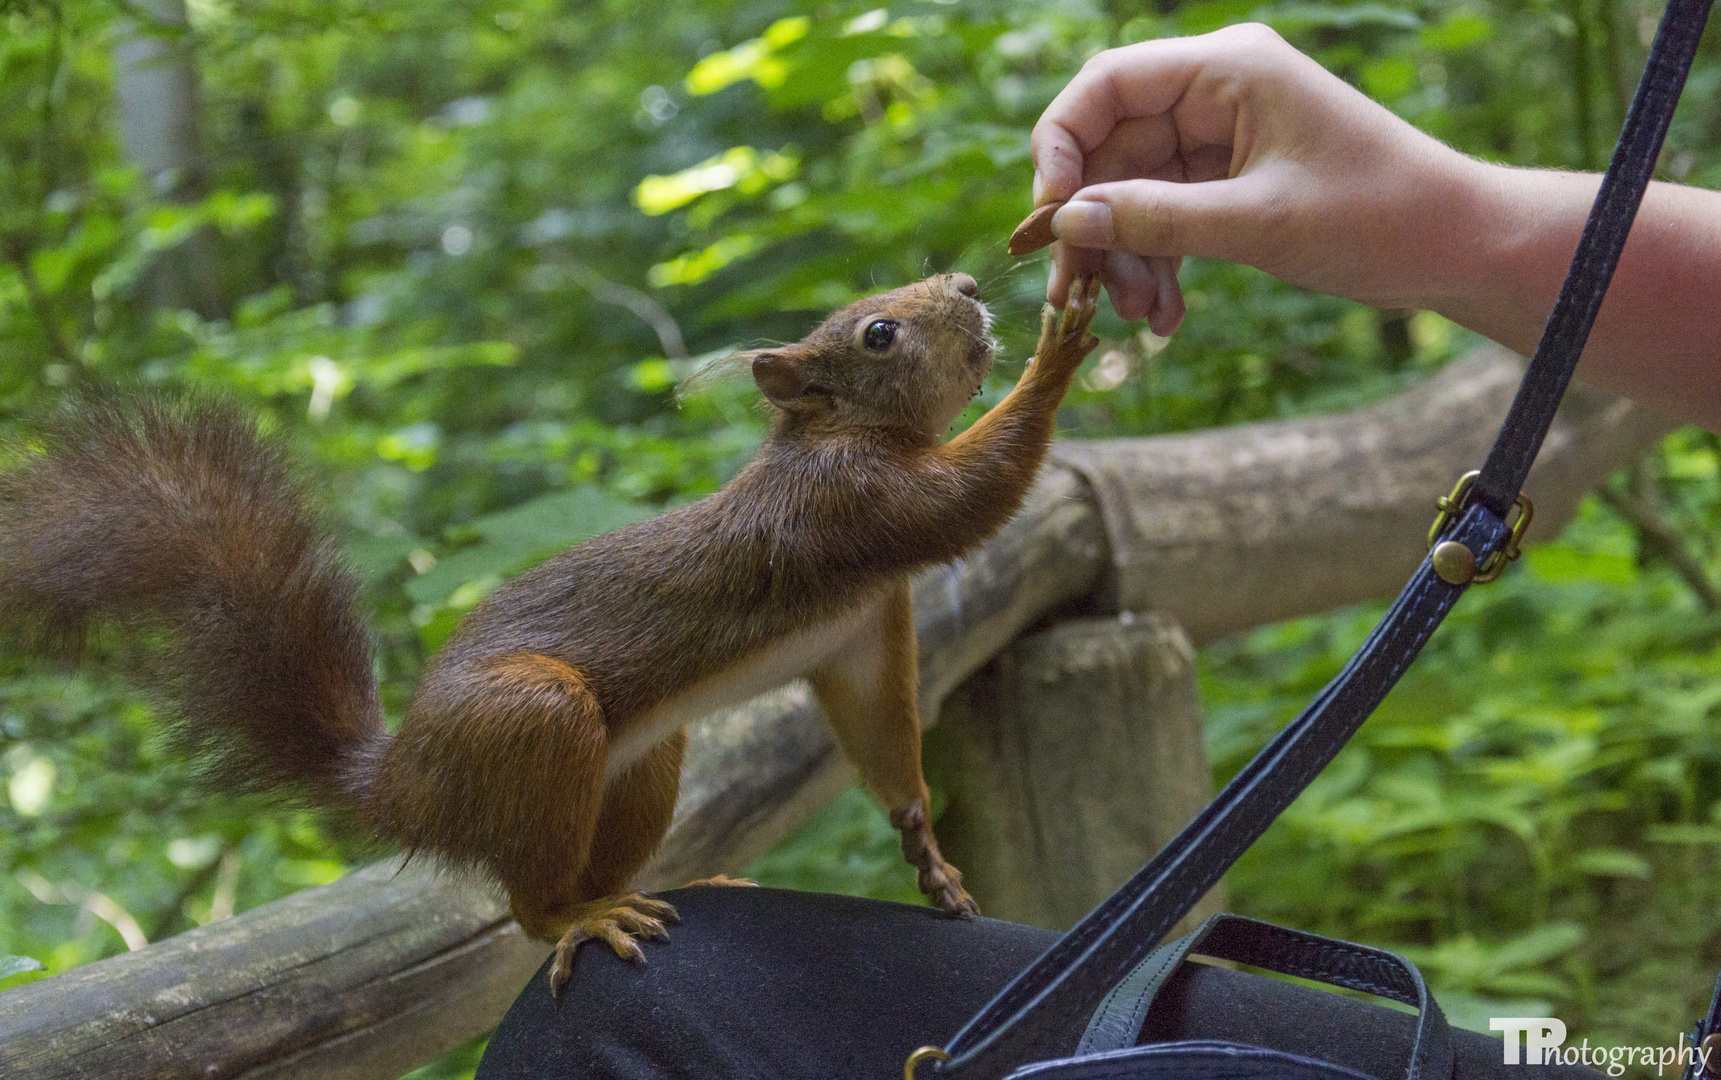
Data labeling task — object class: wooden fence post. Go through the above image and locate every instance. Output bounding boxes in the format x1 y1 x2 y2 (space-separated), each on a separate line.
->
926 611 1224 933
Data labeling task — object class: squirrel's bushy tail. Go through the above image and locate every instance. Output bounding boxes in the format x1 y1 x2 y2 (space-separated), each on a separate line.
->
0 394 385 809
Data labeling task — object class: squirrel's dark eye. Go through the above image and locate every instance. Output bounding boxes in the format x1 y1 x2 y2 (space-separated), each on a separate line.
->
862 320 898 352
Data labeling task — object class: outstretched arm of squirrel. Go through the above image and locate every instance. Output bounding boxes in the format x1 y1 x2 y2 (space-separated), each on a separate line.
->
938 277 1101 500
810 577 976 917
849 277 1101 570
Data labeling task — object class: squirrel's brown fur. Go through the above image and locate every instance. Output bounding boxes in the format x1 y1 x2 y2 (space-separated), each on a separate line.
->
0 273 1099 994
0 395 383 804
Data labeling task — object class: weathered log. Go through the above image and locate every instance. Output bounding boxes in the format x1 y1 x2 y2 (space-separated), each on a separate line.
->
0 348 1671 1079
927 612 1224 933
1053 343 1675 643
0 861 539 1080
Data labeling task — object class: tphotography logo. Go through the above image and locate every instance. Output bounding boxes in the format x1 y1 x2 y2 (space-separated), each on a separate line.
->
1490 1017 1713 1076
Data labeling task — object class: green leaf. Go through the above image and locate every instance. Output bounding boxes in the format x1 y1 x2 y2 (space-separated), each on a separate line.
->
685 17 808 96
1254 3 1423 33
635 147 798 215
1525 545 1638 586
405 486 656 607
0 954 44 981
1568 847 1653 879
1488 923 1586 971
1646 824 1721 845
357 342 517 390
1421 13 1494 50
648 235 766 288
1361 57 1418 99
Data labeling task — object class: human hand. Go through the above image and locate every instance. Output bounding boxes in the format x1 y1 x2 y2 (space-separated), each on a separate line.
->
1028 23 1487 335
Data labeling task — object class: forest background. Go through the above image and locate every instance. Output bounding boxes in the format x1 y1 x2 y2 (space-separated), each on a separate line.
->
2 0 1720 1076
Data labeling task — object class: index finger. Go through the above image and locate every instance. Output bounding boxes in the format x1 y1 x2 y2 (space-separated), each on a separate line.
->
1030 29 1257 205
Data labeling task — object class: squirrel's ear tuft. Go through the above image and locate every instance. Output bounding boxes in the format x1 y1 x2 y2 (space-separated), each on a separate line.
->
749 349 811 408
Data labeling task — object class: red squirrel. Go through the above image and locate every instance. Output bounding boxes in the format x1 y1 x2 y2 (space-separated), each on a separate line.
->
0 273 1100 995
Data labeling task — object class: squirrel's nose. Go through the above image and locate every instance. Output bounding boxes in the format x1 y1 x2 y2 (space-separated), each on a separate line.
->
949 272 980 299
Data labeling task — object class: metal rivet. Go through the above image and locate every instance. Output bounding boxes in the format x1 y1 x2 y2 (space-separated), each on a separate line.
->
1431 540 1477 585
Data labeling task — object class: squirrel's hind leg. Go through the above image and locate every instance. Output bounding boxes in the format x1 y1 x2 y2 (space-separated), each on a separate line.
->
394 652 683 993
389 651 608 910
539 729 689 997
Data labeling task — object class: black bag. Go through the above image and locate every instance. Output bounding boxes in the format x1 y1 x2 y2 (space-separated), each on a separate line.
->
913 1 1719 1077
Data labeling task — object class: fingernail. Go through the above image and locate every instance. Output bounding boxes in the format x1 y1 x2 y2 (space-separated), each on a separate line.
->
1051 201 1112 247
1032 169 1044 203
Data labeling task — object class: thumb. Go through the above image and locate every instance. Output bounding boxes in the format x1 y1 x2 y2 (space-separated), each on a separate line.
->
1050 175 1273 264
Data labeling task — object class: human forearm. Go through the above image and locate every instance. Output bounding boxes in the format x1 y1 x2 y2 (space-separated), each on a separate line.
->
1029 25 1721 429
1435 165 1721 428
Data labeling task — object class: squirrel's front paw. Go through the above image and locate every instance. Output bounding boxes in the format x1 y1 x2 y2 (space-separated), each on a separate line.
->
890 800 982 920
1032 275 1101 372
922 860 981 920
547 892 680 998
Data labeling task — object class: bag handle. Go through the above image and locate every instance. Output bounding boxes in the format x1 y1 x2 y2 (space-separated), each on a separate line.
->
1001 1041 1384 1080
1076 914 1454 1080
927 2 1715 1076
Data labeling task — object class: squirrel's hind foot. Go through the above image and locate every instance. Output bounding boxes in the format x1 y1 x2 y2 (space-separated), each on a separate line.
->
547 892 680 998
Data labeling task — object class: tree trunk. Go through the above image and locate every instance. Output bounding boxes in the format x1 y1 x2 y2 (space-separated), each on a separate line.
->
111 0 223 316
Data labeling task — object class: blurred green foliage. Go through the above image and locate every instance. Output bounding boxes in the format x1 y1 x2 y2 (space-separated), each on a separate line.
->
0 0 1718 1076
1203 430 1721 1047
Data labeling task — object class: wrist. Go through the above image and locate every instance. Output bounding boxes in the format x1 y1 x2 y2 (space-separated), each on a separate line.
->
1308 125 1508 314
1426 161 1594 354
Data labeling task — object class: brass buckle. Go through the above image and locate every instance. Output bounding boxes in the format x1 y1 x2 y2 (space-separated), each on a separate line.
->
1427 470 1534 585
905 1046 951 1080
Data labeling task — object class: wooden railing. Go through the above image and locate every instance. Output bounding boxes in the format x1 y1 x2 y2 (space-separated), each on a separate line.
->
0 346 1672 1080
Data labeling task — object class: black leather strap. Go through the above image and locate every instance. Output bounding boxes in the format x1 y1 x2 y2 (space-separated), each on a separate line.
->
935 0 1713 1075
1681 970 1721 1080
937 505 1507 1079
1472 0 1714 518
1075 915 1454 1080
1003 1041 1381 1080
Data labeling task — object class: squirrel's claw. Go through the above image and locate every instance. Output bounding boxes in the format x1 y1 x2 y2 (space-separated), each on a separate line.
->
1032 275 1101 373
1058 274 1100 340
681 873 760 888
922 862 980 920
546 893 682 998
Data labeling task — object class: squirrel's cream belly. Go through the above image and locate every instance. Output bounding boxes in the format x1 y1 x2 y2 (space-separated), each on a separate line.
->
604 589 890 778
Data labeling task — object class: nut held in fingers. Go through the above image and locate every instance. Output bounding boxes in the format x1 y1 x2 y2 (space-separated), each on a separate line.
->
1008 201 1063 255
